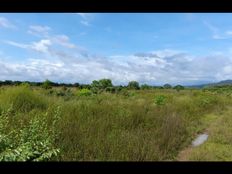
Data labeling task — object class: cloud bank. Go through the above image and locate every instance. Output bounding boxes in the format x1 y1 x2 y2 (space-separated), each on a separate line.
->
1 17 232 86
0 45 231 85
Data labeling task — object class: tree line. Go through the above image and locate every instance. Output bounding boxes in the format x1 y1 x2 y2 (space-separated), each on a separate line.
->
0 79 185 91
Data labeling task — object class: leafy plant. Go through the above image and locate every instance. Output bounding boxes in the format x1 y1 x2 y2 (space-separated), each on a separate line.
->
77 88 92 96
154 95 166 106
0 106 61 161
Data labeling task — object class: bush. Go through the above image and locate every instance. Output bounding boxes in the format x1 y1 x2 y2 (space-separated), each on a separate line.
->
105 87 116 93
20 82 30 88
0 106 61 161
163 84 172 89
128 81 140 90
154 95 166 106
141 84 151 90
77 89 92 96
173 85 184 91
91 79 113 94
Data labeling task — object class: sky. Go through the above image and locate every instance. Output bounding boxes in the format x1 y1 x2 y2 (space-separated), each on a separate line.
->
1 13 232 85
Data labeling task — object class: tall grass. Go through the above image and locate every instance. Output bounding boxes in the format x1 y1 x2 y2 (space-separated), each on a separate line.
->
0 86 231 161
0 86 47 113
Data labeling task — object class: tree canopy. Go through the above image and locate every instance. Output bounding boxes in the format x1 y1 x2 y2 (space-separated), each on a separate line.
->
128 81 140 90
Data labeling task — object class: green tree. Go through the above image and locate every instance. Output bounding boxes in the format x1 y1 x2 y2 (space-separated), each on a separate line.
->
91 79 113 93
163 84 172 89
128 81 140 90
42 79 52 90
173 85 184 91
141 84 151 90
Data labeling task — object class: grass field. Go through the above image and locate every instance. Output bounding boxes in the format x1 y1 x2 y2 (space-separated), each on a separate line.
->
0 85 232 161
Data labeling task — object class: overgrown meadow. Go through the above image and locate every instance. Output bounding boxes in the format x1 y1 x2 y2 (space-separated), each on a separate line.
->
0 80 232 161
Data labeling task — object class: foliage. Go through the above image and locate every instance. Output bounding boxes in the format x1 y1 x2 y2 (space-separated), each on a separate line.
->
127 81 140 90
91 79 113 94
42 79 52 90
154 95 167 106
173 85 185 91
0 85 231 161
163 84 172 89
141 84 151 90
77 88 92 96
0 106 61 161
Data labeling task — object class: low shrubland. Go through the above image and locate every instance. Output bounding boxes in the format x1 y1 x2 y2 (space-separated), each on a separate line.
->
0 85 231 161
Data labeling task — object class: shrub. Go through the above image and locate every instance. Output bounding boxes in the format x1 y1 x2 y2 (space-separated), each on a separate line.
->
91 79 113 94
20 82 30 88
163 84 172 89
105 87 116 93
120 89 131 97
0 106 61 161
77 89 92 96
173 85 184 91
154 95 166 106
62 86 67 91
128 81 140 90
141 84 151 90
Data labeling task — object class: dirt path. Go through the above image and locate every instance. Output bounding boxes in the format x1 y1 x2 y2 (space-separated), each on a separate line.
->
177 132 209 161
177 107 232 161
177 146 193 161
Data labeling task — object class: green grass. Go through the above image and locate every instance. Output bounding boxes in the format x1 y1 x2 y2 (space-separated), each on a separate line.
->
0 86 232 161
186 107 232 161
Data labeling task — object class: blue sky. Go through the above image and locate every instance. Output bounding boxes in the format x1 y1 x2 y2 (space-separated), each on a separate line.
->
1 13 232 85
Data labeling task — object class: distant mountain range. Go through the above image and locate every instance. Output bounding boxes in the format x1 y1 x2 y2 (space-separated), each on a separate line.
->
187 80 232 88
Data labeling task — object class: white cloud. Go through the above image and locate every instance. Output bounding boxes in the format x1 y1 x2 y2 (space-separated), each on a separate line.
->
76 13 92 19
4 40 29 49
204 21 232 40
52 35 76 48
5 39 52 53
3 22 232 85
212 34 226 40
1 47 231 85
226 30 232 35
0 17 15 29
203 21 218 33
31 39 52 53
80 20 90 26
28 25 51 37
76 13 93 26
5 32 79 54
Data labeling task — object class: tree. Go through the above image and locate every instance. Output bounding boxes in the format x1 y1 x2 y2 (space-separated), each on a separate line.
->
42 79 52 89
163 84 172 89
173 85 184 91
141 84 151 90
98 79 113 89
73 83 80 87
91 79 113 93
127 81 140 90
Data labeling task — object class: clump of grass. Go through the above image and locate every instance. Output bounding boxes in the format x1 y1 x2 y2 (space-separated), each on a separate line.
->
0 86 47 113
188 142 232 161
